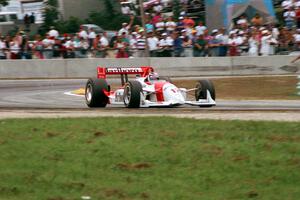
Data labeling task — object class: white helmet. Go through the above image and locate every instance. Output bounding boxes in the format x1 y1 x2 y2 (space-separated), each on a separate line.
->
148 72 159 81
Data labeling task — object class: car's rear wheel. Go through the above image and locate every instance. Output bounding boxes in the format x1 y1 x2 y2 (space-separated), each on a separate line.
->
123 81 142 108
195 80 215 107
85 78 109 108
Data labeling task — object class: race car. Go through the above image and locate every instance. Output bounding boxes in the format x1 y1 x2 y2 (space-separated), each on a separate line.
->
85 66 216 108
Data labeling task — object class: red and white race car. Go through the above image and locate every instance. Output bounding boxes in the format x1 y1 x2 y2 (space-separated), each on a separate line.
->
85 66 216 108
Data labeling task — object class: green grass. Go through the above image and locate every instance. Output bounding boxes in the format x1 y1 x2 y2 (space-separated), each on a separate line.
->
0 117 300 200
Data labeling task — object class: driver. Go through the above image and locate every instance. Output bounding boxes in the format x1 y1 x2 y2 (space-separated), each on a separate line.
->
147 72 160 82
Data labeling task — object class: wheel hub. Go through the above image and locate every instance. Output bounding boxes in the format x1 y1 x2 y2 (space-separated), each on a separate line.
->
86 84 93 103
124 85 131 105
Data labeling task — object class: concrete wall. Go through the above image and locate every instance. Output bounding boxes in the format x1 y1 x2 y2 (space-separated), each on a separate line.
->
0 56 299 79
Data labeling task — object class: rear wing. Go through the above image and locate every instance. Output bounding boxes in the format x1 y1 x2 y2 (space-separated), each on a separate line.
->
97 67 154 79
97 66 154 86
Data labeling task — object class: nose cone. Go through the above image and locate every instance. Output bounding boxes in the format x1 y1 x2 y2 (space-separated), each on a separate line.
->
163 84 185 104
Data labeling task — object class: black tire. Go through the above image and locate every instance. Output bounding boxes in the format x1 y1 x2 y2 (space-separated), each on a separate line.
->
160 76 172 83
123 81 142 108
195 80 216 106
85 78 109 108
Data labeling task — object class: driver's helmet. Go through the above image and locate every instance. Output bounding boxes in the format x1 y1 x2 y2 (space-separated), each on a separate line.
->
148 72 159 81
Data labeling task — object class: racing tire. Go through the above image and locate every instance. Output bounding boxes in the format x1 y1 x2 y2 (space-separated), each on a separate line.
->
195 80 216 107
123 81 142 108
85 78 109 108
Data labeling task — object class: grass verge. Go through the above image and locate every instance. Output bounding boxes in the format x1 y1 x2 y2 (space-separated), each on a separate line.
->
0 117 300 200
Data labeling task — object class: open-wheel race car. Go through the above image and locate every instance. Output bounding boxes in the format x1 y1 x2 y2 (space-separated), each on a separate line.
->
85 67 216 108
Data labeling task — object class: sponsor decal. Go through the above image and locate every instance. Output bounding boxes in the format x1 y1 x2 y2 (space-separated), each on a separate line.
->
106 67 143 74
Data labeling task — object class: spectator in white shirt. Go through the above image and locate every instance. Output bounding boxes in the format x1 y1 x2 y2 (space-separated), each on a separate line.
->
64 36 76 58
0 37 7 59
293 29 300 50
216 28 229 56
155 17 165 33
48 26 59 39
74 37 89 58
161 0 170 8
147 31 159 57
158 32 173 57
284 7 296 29
228 31 240 56
10 39 20 59
260 30 278 56
165 16 176 33
295 0 300 8
282 0 293 10
271 24 280 39
88 28 96 48
195 21 207 36
100 32 109 48
78 26 88 40
121 3 131 15
237 15 249 29
42 34 55 59
129 32 138 57
248 31 260 56
153 2 163 13
118 15 135 37
136 29 146 57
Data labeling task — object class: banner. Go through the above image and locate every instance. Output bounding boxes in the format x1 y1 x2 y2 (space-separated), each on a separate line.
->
205 0 276 30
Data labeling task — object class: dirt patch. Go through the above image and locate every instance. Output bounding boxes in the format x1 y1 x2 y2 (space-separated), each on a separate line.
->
87 131 106 144
104 189 126 198
202 144 224 156
247 190 259 198
287 158 300 166
0 186 20 194
94 131 105 137
263 143 273 151
232 155 250 162
63 182 85 190
117 163 152 170
117 129 127 133
160 130 177 138
46 132 60 138
140 192 150 199
47 198 67 200
266 135 300 143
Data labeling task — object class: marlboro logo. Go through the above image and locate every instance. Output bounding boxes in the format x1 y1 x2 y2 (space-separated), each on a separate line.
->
106 68 143 73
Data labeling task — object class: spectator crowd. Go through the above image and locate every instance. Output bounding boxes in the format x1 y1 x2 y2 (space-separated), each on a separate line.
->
114 0 300 58
1 0 300 59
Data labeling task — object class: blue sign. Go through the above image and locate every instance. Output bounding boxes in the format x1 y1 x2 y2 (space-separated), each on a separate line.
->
205 0 275 28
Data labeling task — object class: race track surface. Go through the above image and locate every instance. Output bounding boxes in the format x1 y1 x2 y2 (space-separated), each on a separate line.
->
0 79 300 121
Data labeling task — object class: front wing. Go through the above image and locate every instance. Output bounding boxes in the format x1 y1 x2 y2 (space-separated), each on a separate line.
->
108 90 216 108
141 90 216 108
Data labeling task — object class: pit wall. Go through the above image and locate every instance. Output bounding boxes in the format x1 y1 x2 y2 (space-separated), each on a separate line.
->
0 56 299 79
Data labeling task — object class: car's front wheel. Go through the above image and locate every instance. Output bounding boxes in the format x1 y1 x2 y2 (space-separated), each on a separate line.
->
123 81 142 108
195 80 215 107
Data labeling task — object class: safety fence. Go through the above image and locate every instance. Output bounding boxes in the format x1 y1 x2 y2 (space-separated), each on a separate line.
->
0 55 299 79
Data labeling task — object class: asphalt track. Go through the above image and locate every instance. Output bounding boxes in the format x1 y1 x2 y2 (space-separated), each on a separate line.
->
0 79 300 111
